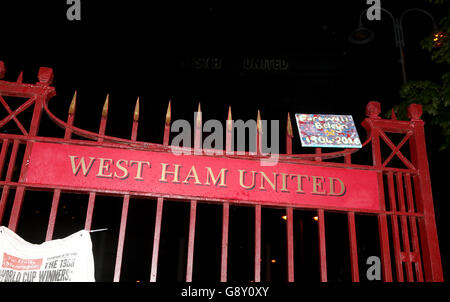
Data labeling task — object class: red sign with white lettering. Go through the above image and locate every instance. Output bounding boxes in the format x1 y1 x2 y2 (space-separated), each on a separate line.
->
25 142 380 211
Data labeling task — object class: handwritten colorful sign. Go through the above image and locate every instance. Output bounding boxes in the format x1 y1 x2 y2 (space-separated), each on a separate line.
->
295 114 362 148
24 142 380 211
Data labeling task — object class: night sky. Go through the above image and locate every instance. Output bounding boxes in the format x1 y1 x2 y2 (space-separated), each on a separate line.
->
0 0 448 287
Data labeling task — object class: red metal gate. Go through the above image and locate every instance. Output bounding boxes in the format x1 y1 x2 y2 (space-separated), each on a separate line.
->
0 63 443 282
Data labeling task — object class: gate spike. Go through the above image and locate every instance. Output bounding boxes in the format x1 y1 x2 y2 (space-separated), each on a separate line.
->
286 112 293 137
102 94 109 118
227 106 232 131
165 100 171 125
134 97 140 121
256 110 262 133
391 108 397 120
17 71 23 83
196 102 202 128
68 91 77 116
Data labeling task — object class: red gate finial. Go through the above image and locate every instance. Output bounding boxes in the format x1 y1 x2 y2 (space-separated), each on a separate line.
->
366 101 381 118
0 61 5 79
37 67 54 85
407 103 423 120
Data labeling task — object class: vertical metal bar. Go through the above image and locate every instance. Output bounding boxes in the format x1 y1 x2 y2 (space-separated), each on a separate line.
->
344 153 352 164
84 192 96 231
45 92 77 241
186 103 201 282
347 212 359 282
371 127 393 282
318 209 327 282
6 140 23 231
220 202 229 282
150 197 164 282
149 100 171 282
285 113 294 282
0 139 11 223
408 116 443 281
113 98 139 282
286 207 294 282
378 214 393 281
387 172 403 281
396 172 414 281
315 148 322 162
405 173 424 281
186 200 197 282
84 95 109 231
0 139 10 177
45 189 61 241
254 204 261 282
220 106 232 282
113 194 130 282
254 110 262 282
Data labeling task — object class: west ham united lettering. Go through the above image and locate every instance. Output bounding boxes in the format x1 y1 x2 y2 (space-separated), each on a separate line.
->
25 142 380 211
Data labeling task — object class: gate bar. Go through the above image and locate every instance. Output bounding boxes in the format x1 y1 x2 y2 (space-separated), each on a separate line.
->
84 95 109 230
369 120 393 282
387 172 403 281
405 173 424 281
285 113 294 282
254 204 261 282
220 106 232 282
347 212 359 282
113 194 130 282
220 202 229 282
186 103 202 282
254 111 262 282
0 139 11 223
113 97 139 282
396 172 414 281
45 92 77 241
408 115 443 281
150 100 171 282
186 200 197 282
150 197 164 281
318 209 327 282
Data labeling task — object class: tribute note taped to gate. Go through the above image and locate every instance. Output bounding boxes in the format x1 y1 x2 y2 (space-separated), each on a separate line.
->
25 142 380 211
0 227 95 282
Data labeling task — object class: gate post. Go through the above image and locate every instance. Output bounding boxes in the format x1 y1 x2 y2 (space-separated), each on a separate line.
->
362 101 393 282
7 67 56 231
363 101 443 282
406 104 444 282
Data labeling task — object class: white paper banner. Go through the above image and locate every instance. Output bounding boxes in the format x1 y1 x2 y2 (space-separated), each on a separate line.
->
0 227 95 282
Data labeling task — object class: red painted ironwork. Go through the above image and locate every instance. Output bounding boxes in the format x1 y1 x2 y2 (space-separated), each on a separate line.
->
0 63 444 282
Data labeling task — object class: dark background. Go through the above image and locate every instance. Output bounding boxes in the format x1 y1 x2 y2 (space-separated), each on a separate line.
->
0 0 448 285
